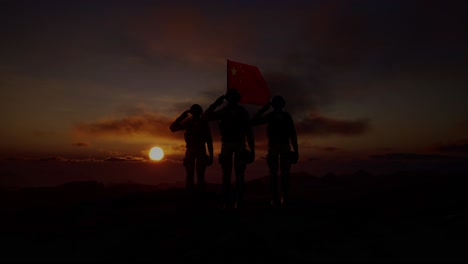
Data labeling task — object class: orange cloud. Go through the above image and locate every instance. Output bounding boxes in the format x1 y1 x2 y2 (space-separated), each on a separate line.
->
72 142 89 147
72 108 369 160
74 113 175 139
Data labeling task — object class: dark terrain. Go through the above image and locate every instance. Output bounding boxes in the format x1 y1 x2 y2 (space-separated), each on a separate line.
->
1 171 467 261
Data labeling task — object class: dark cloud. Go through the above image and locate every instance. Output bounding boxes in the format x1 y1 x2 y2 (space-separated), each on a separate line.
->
370 153 453 160
35 157 106 163
201 67 370 139
74 113 175 139
73 112 231 146
263 71 324 115
1 156 86 162
38 156 69 162
322 147 340 152
296 113 370 137
302 145 341 152
104 156 146 162
73 105 370 153
5 156 145 163
436 141 468 154
72 142 89 147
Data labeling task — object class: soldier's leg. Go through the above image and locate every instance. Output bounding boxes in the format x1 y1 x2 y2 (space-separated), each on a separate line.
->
195 153 207 193
280 151 292 205
267 152 279 206
234 150 247 208
220 151 233 207
184 153 196 192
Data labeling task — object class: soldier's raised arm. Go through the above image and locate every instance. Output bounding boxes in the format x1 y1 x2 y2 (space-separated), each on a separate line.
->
251 101 271 126
170 110 190 132
203 95 225 121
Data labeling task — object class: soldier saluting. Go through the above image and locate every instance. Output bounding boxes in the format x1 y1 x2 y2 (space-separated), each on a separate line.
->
170 104 213 193
204 89 255 209
252 96 298 207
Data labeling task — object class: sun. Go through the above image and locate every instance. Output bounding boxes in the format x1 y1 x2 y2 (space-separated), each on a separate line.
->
149 147 164 161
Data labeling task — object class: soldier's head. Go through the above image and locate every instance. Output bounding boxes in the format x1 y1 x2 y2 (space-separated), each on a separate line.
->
271 95 286 110
225 89 241 105
189 104 203 117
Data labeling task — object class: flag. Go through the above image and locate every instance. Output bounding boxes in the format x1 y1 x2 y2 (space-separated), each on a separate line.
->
227 59 270 105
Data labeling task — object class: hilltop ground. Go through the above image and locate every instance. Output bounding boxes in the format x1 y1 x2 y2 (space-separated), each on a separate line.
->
0 171 467 261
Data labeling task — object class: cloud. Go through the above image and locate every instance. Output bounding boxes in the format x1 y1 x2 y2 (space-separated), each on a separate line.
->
72 142 89 147
436 141 468 154
301 145 341 152
38 156 70 162
322 146 340 152
201 65 371 139
14 156 150 163
295 113 370 137
370 153 453 160
73 107 369 155
263 71 324 115
74 113 175 139
104 156 146 162
41 157 107 163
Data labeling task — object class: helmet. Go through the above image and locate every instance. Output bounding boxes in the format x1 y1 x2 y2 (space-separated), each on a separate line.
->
189 104 203 116
271 95 286 109
225 89 241 104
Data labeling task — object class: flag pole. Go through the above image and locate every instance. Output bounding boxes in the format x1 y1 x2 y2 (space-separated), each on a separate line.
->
226 59 229 94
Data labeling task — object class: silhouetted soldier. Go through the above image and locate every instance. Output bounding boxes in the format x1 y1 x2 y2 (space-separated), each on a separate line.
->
204 89 255 209
252 96 298 206
170 104 214 193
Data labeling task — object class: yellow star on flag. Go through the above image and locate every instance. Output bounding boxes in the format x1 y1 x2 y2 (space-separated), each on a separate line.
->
231 67 237 76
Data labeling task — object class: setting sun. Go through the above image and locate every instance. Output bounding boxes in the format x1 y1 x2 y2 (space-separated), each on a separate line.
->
149 147 164 161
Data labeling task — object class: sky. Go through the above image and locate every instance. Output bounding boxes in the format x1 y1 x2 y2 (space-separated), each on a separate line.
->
1 0 468 186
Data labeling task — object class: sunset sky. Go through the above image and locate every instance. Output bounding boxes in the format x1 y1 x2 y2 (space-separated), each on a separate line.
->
1 0 468 186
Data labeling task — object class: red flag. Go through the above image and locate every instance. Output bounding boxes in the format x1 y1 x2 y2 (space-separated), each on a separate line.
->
227 59 270 105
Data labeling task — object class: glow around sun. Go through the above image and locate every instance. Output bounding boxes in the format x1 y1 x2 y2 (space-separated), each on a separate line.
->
149 147 164 161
